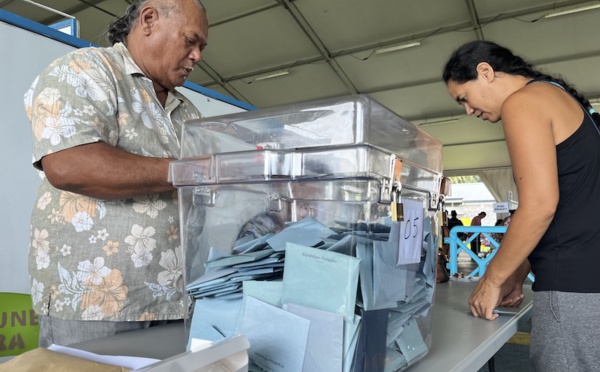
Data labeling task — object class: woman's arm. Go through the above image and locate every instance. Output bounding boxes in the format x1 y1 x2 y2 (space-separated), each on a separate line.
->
498 259 531 307
469 87 559 319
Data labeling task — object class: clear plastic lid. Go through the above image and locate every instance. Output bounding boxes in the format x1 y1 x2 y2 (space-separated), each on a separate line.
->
180 95 443 174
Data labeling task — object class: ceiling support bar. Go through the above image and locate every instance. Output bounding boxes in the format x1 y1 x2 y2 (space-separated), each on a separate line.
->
464 0 484 40
196 60 251 104
209 3 281 27
278 0 358 94
203 0 594 85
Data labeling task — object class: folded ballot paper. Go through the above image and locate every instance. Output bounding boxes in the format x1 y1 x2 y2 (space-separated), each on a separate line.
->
285 303 344 372
186 214 435 371
241 295 310 372
139 334 250 372
281 243 360 322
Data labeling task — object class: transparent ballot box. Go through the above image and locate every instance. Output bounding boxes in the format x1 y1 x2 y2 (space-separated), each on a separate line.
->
170 95 443 372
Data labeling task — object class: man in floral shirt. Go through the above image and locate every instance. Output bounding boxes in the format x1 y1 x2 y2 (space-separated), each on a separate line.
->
24 0 208 347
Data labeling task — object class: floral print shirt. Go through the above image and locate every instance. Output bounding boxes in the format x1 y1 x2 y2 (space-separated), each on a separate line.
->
24 43 201 321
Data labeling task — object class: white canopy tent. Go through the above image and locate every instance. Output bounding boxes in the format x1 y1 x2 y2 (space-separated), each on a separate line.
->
2 0 600 175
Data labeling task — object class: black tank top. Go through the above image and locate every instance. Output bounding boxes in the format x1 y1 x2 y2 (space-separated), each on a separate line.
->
526 80 600 292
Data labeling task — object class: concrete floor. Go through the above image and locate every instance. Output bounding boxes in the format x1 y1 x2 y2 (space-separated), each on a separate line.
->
477 341 535 372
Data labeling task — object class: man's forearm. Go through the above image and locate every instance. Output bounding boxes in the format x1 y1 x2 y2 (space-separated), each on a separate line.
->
41 142 176 200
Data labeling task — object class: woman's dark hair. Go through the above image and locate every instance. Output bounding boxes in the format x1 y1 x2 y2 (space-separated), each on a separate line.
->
443 40 599 126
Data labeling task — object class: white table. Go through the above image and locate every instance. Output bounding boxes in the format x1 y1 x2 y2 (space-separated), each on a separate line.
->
409 280 533 372
70 280 533 372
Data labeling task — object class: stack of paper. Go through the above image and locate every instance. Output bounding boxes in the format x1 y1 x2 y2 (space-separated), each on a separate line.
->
185 217 342 300
186 212 436 371
238 243 361 372
186 248 285 300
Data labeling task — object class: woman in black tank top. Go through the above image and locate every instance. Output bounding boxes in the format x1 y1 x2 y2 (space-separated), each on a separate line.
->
442 41 600 372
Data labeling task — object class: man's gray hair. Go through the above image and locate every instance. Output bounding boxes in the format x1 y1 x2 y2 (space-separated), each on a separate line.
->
106 0 205 45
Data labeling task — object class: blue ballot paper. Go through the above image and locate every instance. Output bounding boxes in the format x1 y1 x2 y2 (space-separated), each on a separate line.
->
183 211 436 371
206 247 275 269
356 242 375 310
326 234 354 255
421 216 438 286
371 222 414 309
232 233 275 254
243 280 283 307
186 267 237 290
234 256 283 268
395 320 428 364
285 303 344 372
384 348 408 372
189 283 242 298
188 297 243 350
241 295 310 372
266 217 336 251
386 309 412 345
206 246 229 264
343 315 362 372
281 243 360 322
188 246 285 300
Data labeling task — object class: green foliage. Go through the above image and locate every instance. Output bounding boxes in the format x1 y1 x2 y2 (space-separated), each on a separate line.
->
450 175 481 184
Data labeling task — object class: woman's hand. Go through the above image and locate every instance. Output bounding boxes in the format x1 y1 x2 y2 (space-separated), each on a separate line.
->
498 279 524 307
469 276 502 320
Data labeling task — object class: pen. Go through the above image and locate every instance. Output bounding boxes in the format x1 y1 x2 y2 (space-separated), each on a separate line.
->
468 308 519 316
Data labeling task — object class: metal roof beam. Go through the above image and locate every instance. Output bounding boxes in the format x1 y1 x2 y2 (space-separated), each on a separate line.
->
196 60 251 104
199 0 594 85
464 0 484 40
278 0 358 94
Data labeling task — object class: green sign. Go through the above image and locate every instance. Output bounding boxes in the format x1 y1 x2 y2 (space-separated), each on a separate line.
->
0 293 39 356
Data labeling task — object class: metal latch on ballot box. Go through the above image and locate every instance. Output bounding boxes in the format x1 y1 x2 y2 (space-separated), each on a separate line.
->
192 187 215 207
192 188 283 213
380 155 440 212
380 155 402 203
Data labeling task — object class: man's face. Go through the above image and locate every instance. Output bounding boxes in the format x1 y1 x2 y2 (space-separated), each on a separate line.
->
144 1 208 91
